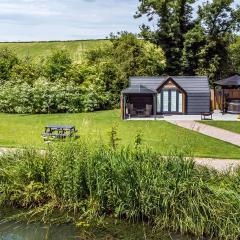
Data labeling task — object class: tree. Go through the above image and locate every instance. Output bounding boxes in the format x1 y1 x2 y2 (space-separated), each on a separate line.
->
84 33 166 108
10 57 40 85
196 0 240 83
43 49 72 82
181 24 207 75
64 64 88 85
229 36 240 75
86 32 166 90
110 32 166 87
0 48 19 83
135 0 196 74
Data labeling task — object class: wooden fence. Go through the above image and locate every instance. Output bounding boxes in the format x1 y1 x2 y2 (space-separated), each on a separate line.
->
211 89 240 110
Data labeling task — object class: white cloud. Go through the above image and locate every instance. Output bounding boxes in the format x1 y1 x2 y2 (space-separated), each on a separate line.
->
0 0 238 41
0 0 144 41
0 0 59 16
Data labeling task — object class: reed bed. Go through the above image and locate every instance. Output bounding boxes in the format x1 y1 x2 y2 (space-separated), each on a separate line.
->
0 134 239 239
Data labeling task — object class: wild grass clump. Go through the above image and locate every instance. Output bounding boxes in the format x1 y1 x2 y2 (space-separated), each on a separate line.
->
0 136 240 239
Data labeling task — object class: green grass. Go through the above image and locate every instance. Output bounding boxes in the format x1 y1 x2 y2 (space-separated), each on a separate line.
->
199 121 240 134
0 40 109 62
0 110 240 158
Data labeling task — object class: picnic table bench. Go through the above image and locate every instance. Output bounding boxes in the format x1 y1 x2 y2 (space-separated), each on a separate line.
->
41 125 79 141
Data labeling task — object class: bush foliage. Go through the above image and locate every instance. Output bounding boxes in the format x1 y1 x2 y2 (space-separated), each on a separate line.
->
0 33 166 113
0 80 83 113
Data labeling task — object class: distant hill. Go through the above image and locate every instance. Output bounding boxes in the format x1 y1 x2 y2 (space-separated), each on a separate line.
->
0 40 110 62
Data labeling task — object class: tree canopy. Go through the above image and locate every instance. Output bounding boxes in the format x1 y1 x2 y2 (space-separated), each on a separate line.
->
135 0 196 75
136 0 240 83
0 33 166 114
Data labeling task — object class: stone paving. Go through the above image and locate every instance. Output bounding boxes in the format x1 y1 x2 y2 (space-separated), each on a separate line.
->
127 110 239 121
195 158 240 171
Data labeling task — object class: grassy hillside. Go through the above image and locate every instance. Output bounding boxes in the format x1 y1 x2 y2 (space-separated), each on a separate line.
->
0 40 109 62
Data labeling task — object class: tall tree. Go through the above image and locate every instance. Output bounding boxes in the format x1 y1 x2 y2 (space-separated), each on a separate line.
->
181 24 207 75
135 0 196 74
229 36 240 75
196 0 240 83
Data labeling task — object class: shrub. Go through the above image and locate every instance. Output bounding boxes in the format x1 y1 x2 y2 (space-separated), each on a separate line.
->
43 49 72 82
0 79 84 113
0 48 19 82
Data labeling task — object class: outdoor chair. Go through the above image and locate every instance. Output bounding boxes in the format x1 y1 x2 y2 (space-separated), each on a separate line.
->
127 103 137 117
144 104 152 117
201 112 213 120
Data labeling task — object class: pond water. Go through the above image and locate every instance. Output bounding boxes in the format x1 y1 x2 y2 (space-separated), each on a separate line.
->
0 221 194 240
0 222 81 240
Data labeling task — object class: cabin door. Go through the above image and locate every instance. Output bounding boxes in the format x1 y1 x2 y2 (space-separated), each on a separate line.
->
157 89 183 114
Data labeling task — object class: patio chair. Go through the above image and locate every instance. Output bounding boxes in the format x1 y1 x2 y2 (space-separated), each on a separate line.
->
127 103 137 117
201 111 213 120
144 104 152 117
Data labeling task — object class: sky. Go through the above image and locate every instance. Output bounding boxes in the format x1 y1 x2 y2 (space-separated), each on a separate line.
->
0 0 238 42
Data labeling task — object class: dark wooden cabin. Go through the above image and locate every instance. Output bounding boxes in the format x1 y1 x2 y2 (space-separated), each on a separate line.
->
121 76 211 119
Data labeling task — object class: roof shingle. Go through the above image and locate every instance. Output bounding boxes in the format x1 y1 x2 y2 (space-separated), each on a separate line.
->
129 76 210 93
122 84 157 94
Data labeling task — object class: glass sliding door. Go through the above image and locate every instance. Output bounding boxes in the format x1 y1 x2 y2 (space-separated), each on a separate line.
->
158 89 184 114
157 93 161 113
171 90 177 112
178 92 183 113
162 90 169 112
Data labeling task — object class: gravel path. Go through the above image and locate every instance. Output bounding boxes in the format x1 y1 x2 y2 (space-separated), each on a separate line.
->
195 158 240 171
167 120 240 147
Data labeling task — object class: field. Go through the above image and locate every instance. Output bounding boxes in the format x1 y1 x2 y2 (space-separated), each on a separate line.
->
0 110 240 159
0 40 109 62
200 121 240 134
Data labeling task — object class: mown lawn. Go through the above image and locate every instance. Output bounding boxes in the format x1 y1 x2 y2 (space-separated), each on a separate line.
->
199 121 240 134
0 110 240 159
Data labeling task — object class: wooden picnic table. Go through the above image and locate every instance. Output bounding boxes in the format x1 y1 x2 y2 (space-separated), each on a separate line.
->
42 125 79 141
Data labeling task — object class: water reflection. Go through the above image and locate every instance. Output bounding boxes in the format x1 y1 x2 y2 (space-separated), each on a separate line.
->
0 222 80 240
0 221 199 240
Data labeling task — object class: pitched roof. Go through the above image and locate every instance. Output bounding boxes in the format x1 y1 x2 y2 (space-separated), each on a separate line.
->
122 84 156 94
129 76 210 93
215 75 240 86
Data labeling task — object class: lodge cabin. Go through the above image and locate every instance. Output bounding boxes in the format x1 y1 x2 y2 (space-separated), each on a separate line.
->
121 76 211 119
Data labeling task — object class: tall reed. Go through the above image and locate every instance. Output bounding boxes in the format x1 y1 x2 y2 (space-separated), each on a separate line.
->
0 138 239 239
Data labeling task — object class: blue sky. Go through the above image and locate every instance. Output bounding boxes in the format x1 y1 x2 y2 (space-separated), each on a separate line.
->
0 0 238 42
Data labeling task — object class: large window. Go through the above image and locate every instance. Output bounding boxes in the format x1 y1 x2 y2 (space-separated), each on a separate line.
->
178 92 183 113
171 90 177 112
157 93 161 112
162 90 169 112
157 89 183 113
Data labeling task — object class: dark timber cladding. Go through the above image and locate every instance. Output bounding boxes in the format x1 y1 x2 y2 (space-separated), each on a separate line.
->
127 76 210 115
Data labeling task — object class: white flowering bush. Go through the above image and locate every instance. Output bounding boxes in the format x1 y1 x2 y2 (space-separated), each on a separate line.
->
0 79 84 114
